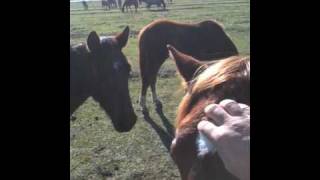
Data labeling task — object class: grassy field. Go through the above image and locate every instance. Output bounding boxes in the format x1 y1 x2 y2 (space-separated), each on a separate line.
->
70 0 250 179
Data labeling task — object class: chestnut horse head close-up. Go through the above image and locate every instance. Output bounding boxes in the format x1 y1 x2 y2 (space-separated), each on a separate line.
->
167 45 249 180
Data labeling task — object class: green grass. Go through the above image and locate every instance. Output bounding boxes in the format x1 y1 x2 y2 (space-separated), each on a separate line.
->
70 0 249 179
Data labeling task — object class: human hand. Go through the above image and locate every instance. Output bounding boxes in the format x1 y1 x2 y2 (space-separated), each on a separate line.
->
197 99 250 180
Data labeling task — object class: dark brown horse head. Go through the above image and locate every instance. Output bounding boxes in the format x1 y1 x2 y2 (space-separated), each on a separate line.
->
167 45 249 180
88 26 136 132
71 26 137 132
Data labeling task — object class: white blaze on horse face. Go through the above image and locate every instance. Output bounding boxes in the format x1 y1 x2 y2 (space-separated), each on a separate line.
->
197 131 216 157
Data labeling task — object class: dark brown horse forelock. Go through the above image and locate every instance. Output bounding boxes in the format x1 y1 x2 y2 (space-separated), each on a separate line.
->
100 37 130 72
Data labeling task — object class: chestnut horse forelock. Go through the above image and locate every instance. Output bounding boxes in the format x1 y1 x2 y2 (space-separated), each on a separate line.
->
176 56 250 130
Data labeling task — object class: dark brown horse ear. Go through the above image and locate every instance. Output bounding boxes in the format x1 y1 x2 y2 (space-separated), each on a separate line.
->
87 31 101 52
116 26 130 48
167 44 203 82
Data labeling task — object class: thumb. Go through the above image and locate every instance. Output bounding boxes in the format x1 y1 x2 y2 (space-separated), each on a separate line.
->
197 120 219 143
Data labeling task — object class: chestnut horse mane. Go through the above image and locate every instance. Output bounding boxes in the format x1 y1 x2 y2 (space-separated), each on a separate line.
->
176 56 250 130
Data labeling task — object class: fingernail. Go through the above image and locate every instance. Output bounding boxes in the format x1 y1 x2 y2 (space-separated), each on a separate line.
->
197 120 209 130
204 104 218 114
220 99 236 107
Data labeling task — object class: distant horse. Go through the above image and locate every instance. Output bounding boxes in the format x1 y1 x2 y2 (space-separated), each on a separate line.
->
138 19 239 113
109 0 118 8
140 0 166 9
168 45 250 180
102 0 111 10
118 0 122 8
102 0 117 10
70 27 137 132
122 0 139 12
82 0 88 10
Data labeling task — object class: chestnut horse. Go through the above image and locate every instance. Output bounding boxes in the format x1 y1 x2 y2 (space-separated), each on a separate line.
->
167 45 249 180
138 19 238 113
70 27 137 132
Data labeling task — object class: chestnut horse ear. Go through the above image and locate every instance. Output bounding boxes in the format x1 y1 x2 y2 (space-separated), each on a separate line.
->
87 31 101 52
167 44 203 82
116 26 130 48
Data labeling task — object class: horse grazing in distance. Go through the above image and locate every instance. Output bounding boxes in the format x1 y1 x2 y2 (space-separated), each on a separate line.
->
118 0 122 8
102 0 117 10
109 0 118 8
138 19 239 113
168 45 249 180
140 0 166 9
82 0 89 10
102 0 111 10
122 0 139 12
70 27 137 132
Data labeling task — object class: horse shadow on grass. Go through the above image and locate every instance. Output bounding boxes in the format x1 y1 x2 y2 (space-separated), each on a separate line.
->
142 107 175 151
156 105 175 136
